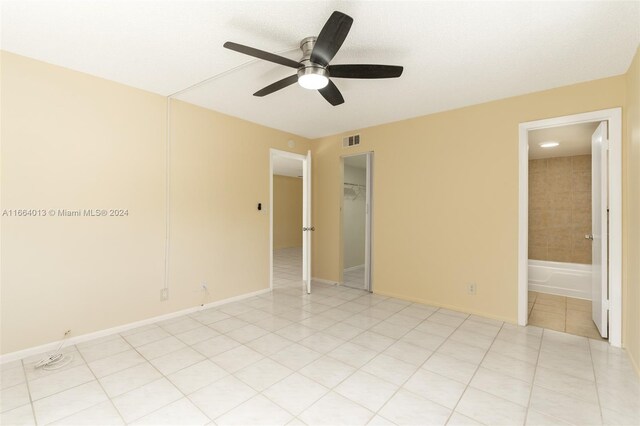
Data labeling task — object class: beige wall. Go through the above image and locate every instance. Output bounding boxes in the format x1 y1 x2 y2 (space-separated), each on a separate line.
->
623 46 640 374
529 155 592 264
1 51 165 354
0 52 310 354
273 175 302 250
312 76 626 324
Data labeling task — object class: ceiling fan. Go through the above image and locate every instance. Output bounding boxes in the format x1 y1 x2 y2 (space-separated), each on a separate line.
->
223 11 404 106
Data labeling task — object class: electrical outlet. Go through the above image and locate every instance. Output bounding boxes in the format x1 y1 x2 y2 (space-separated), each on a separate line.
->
467 283 477 295
160 288 169 301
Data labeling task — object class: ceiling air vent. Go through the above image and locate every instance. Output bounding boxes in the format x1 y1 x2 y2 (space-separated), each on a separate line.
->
342 134 360 148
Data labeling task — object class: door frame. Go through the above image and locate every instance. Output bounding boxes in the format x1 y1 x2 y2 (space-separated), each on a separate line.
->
340 151 374 292
518 108 622 347
269 148 309 291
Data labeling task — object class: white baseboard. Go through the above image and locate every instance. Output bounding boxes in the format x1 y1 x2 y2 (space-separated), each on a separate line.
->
374 289 514 324
344 264 364 272
0 287 271 365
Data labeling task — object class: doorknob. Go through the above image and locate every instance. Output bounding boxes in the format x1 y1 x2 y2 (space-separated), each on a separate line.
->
585 234 594 240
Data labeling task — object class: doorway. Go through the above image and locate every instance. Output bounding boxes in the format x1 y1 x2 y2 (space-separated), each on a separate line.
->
341 153 373 291
518 109 622 346
270 149 312 294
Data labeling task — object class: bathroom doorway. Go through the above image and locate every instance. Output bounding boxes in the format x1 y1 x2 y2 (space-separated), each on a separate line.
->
341 153 373 291
527 122 602 339
518 109 622 346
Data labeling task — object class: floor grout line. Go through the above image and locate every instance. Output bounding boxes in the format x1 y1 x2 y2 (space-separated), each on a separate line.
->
445 320 507 424
122 340 210 424
19 357 38 425
73 346 128 425
523 327 545 425
587 338 606 425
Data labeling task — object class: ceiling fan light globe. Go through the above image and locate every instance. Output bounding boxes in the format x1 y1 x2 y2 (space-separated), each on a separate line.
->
298 73 329 90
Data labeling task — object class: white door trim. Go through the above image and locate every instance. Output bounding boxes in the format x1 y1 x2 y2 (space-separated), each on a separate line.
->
340 151 374 292
591 122 609 337
518 108 622 347
365 153 374 292
269 148 307 292
303 150 312 294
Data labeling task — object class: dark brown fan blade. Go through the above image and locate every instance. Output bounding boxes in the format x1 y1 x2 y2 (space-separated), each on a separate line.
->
224 42 301 69
253 75 299 97
318 80 344 106
310 11 353 67
328 64 404 79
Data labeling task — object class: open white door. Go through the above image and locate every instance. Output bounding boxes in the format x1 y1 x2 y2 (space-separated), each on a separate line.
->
591 121 608 338
302 150 312 294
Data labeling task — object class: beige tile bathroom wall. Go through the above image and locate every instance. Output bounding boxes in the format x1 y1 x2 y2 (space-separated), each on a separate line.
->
528 155 592 264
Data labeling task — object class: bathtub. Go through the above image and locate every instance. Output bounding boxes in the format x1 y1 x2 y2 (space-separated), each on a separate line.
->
528 259 592 300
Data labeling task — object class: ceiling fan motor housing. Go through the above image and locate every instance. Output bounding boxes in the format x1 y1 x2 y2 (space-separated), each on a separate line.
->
299 37 329 73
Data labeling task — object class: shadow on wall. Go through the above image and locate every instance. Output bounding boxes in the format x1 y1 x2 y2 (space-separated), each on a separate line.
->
273 175 303 250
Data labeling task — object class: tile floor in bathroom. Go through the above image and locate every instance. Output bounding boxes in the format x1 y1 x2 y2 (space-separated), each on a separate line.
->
1 248 638 425
528 291 605 340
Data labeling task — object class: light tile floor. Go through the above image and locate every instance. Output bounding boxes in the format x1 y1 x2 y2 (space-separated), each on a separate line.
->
528 291 605 340
343 266 365 290
1 249 639 425
273 247 303 289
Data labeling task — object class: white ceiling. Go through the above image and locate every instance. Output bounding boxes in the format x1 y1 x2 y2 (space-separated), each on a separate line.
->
2 1 639 139
273 155 302 178
529 122 600 160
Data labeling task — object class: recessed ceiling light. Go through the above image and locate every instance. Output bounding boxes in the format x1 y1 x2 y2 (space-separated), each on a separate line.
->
539 141 560 148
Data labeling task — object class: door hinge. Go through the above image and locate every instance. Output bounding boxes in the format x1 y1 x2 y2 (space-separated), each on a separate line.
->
603 299 610 311
604 139 610 150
